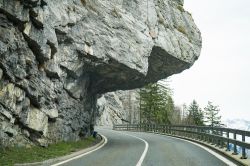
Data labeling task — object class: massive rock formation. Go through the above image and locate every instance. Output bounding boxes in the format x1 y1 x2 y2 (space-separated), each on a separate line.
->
0 0 201 147
96 90 140 126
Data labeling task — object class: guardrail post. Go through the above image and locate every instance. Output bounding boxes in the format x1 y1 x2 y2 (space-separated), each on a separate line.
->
241 131 247 159
220 129 224 148
226 129 230 151
203 128 206 141
199 128 202 140
195 127 198 139
196 127 198 140
205 129 208 142
212 128 216 145
232 132 238 155
193 127 195 139
207 128 210 143
216 129 220 147
191 127 194 139
210 128 213 144
211 128 215 145
200 128 203 140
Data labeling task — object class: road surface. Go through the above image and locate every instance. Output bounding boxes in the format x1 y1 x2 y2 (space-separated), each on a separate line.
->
56 127 233 166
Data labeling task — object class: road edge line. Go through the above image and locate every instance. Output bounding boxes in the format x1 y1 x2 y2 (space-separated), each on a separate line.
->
15 134 108 166
151 132 240 166
164 135 237 166
51 134 108 166
119 132 149 166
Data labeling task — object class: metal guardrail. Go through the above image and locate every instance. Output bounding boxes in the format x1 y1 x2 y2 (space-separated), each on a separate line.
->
113 124 250 159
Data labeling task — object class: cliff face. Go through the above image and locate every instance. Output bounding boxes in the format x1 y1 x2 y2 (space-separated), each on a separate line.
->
96 90 140 126
0 0 201 147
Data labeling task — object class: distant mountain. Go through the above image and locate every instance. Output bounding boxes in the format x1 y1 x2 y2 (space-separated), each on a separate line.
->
223 119 250 131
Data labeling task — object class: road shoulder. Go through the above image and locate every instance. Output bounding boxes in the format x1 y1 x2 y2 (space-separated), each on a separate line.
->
15 134 107 166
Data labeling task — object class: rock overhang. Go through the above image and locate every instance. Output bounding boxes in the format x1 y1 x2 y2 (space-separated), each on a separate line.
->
0 0 201 146
61 0 202 94
1 0 201 93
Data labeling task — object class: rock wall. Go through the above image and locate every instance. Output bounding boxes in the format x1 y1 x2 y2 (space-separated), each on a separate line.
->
96 90 140 126
0 0 201 147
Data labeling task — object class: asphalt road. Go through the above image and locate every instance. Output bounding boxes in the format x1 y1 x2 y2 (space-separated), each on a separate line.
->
57 127 232 166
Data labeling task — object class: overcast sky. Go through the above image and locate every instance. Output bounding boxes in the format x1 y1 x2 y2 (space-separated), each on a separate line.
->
169 0 250 121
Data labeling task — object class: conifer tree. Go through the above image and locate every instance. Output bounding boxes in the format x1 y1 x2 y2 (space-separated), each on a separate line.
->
187 100 204 125
204 101 222 127
139 83 173 124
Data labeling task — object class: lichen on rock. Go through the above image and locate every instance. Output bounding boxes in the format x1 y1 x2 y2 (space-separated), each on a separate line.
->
0 0 201 147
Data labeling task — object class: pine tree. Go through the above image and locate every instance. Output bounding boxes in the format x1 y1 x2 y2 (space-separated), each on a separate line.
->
204 101 222 127
156 83 173 124
139 83 160 123
139 82 173 124
187 100 204 125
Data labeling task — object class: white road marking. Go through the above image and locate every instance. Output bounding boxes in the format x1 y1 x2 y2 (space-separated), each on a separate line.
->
99 128 149 166
120 132 149 166
51 134 108 166
179 139 237 166
154 133 237 166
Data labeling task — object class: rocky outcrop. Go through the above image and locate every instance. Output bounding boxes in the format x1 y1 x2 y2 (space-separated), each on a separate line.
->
0 0 201 147
96 90 140 126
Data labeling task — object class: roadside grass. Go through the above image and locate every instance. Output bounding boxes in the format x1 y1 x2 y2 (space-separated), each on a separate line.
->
0 136 99 166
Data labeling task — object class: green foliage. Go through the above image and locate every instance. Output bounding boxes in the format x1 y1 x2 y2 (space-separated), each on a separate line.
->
204 101 222 127
139 83 174 124
139 83 222 127
0 137 97 166
186 100 204 125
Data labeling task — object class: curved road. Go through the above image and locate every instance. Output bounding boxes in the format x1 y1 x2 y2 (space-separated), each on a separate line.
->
56 127 234 166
